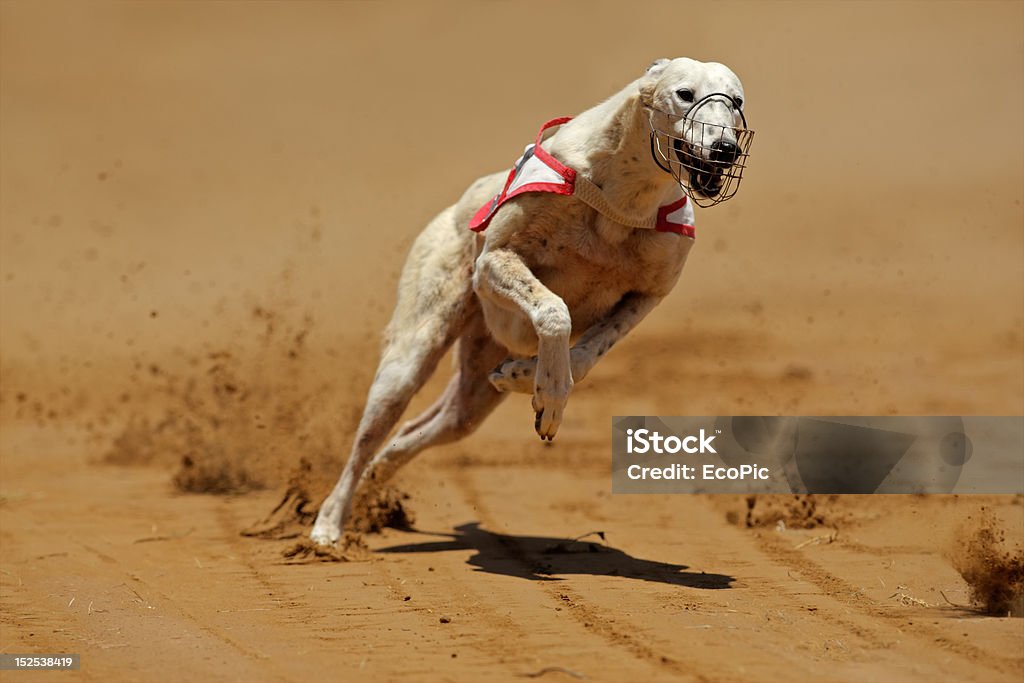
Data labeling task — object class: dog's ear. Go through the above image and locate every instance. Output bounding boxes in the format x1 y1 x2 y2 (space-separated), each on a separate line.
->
644 58 670 78
640 59 670 105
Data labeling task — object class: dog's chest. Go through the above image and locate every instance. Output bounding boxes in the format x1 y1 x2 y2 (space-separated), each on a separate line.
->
544 227 679 282
481 220 693 355
539 226 689 305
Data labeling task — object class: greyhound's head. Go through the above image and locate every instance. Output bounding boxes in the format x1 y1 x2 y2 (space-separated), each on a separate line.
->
640 57 753 207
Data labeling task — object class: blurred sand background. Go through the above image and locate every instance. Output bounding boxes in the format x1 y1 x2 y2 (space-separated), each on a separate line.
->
1 2 1022 681
1 1 1021 410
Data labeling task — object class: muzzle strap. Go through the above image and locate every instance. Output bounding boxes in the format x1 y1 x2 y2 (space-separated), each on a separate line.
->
649 133 673 175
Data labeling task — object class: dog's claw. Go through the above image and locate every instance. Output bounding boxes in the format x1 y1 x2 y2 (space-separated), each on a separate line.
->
535 412 556 441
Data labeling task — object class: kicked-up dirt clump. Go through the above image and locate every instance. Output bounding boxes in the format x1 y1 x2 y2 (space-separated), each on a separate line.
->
243 458 321 539
950 508 1024 617
741 494 841 529
282 533 371 563
243 457 416 540
351 485 416 533
101 305 366 498
174 453 262 494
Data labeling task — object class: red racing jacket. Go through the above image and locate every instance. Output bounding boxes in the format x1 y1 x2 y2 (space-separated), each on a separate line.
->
469 118 695 238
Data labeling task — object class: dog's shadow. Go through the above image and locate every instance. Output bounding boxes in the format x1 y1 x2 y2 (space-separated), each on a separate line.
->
377 522 734 589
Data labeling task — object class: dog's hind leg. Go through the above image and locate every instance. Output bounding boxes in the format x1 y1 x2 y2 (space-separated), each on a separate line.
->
359 310 507 489
311 207 475 545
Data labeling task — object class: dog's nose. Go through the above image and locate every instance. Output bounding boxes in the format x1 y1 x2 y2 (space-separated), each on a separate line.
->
709 140 740 166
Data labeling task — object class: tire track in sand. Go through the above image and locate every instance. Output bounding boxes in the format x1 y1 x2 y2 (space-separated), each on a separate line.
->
752 532 1023 679
76 513 299 683
450 466 720 683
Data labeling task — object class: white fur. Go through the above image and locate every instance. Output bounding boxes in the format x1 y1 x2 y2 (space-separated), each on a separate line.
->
310 57 746 545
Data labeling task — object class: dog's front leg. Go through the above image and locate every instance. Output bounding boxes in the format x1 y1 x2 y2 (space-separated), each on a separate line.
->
490 292 663 395
474 248 572 440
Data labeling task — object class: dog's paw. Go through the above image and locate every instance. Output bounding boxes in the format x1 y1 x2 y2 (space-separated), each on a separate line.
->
488 357 536 394
310 507 343 547
309 525 340 547
532 372 573 441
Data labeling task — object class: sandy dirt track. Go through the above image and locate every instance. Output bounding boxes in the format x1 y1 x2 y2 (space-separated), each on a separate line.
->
2 2 1023 682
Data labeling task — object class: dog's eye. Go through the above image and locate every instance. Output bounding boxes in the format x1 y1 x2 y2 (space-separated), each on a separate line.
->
733 96 744 108
675 89 694 103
